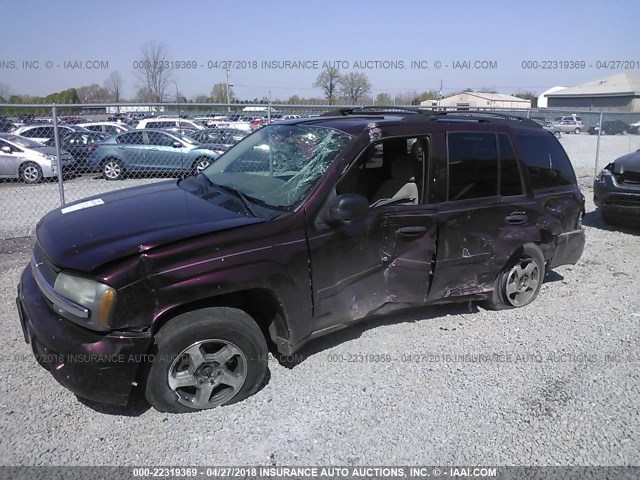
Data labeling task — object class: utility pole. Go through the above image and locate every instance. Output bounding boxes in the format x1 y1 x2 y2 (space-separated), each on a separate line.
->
226 69 231 112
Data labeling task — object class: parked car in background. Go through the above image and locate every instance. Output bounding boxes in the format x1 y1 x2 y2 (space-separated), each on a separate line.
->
532 118 561 139
190 128 249 146
0 118 17 133
629 121 640 134
59 116 86 125
13 124 90 143
588 120 631 135
16 108 586 412
594 149 640 226
136 118 206 131
553 119 584 134
0 133 74 183
193 115 230 127
44 131 107 173
78 122 131 135
85 129 223 180
160 127 200 137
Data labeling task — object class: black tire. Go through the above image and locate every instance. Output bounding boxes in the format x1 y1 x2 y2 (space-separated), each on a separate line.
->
192 157 213 175
145 307 267 413
102 158 124 180
20 162 43 184
574 128 581 134
483 243 545 310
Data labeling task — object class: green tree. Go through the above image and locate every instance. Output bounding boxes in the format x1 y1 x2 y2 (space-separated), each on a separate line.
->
514 92 537 108
210 82 235 103
375 92 392 105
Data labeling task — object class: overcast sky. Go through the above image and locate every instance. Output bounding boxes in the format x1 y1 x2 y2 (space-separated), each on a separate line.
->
1 0 638 100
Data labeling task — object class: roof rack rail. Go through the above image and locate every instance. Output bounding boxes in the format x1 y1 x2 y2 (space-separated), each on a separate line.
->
319 106 542 128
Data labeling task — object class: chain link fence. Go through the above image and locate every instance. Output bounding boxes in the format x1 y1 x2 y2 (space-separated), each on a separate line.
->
1 102 640 239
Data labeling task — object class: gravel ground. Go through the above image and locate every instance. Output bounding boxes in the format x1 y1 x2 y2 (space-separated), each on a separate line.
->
0 142 638 466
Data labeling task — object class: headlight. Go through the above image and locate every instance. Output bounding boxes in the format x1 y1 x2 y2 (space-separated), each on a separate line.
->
54 272 116 331
595 163 613 182
43 154 57 162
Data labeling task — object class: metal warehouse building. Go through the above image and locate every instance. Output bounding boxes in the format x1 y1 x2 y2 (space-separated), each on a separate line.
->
545 72 640 112
421 92 531 109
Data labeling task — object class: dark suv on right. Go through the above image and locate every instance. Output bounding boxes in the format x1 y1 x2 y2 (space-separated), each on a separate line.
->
16 108 586 413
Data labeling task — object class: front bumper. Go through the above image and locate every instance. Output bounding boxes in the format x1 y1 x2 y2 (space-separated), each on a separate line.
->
16 266 152 406
593 176 640 217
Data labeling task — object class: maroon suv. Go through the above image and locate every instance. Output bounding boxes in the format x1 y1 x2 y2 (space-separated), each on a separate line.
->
16 108 586 413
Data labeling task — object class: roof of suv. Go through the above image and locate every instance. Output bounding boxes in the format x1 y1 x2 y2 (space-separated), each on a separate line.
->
281 107 545 135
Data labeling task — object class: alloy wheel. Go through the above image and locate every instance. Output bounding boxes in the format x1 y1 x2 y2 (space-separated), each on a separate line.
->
167 339 247 409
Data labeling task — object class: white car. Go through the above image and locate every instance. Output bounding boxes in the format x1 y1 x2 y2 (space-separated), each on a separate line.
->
12 124 90 143
77 122 131 135
135 118 206 131
0 133 74 183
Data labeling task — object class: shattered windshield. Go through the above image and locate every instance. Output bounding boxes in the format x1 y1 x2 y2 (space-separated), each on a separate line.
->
202 124 351 210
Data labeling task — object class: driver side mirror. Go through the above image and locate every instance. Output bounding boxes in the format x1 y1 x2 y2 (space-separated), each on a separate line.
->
329 194 369 223
1 146 11 154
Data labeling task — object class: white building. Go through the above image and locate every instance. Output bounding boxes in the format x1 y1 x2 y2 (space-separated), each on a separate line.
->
537 86 567 108
421 92 531 109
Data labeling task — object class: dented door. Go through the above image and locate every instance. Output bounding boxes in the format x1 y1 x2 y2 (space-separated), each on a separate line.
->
428 199 540 300
307 205 438 331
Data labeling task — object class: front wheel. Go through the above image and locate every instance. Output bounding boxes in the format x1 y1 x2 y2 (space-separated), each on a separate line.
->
145 307 268 413
574 128 581 134
102 158 124 180
192 157 213 175
483 243 545 310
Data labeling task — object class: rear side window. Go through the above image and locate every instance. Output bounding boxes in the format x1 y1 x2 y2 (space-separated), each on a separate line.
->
116 131 145 145
447 132 498 201
517 134 576 190
498 134 523 196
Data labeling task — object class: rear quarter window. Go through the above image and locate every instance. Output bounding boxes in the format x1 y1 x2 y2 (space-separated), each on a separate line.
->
516 133 576 190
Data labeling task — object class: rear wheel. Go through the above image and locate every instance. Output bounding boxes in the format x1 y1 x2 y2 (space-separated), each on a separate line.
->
102 158 124 180
483 243 545 310
20 162 43 184
145 307 268 413
574 127 581 134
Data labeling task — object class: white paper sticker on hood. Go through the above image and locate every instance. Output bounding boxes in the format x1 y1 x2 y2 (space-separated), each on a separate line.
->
60 198 104 214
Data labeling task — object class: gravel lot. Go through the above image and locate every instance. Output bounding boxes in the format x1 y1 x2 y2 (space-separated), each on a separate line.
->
0 135 638 466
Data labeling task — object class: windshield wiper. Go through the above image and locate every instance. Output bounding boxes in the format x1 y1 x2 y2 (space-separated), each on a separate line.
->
214 183 257 217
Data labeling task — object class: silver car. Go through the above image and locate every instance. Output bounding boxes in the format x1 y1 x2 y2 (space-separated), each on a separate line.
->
0 133 75 183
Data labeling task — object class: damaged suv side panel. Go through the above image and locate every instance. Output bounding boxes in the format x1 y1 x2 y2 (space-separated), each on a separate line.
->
16 109 586 412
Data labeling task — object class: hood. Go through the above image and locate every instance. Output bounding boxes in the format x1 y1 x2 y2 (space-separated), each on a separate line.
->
31 145 73 158
36 180 265 272
613 150 640 175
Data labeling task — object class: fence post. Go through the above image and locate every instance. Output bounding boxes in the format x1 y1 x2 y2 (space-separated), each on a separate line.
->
51 104 66 206
594 112 604 177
